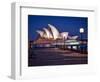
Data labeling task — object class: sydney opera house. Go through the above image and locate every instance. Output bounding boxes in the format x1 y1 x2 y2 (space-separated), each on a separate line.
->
32 24 80 50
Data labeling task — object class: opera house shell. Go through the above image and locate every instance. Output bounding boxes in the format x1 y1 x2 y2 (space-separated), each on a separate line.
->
36 24 68 40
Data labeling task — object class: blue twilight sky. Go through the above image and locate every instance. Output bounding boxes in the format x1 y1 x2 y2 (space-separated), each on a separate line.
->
28 15 88 41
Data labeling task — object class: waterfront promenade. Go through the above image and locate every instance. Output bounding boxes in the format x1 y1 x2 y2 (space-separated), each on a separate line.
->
28 48 87 66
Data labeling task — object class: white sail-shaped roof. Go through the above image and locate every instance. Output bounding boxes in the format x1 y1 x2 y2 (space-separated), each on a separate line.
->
60 32 69 39
43 28 53 39
36 30 44 37
48 24 59 40
68 36 78 40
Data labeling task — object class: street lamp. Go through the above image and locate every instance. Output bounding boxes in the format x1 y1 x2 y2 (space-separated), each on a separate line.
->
80 28 84 41
55 39 57 48
79 28 84 53
63 34 66 50
61 32 68 50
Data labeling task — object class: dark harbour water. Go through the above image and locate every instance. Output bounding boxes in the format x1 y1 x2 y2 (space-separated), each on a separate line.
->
28 48 88 66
